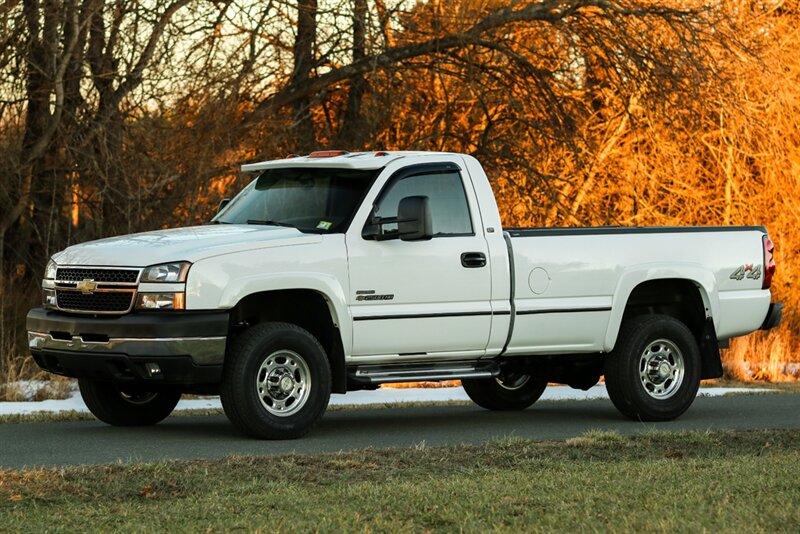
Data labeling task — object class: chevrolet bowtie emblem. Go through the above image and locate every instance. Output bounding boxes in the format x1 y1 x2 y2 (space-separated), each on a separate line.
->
76 279 97 294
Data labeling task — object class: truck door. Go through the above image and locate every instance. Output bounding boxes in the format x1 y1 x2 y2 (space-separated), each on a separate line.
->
345 162 492 361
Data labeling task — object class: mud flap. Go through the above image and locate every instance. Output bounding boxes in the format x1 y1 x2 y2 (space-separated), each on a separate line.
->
699 317 723 379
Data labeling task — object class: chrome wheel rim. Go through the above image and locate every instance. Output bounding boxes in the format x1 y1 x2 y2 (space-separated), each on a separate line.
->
496 373 531 391
119 389 158 405
639 338 684 399
256 350 311 417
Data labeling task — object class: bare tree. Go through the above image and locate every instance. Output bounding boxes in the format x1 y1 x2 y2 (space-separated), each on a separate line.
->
291 0 318 150
336 0 368 146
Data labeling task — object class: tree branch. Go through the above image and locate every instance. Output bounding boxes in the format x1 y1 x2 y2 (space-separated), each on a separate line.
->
106 0 192 113
245 0 700 126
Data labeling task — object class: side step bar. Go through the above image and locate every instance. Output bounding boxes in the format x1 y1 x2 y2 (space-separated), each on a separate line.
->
349 360 500 385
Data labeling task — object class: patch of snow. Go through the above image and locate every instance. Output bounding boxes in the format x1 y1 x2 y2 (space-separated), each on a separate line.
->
1 380 78 402
0 384 772 416
3 380 51 400
0 392 88 415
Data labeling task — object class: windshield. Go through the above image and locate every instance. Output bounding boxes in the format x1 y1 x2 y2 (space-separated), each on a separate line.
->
213 167 379 232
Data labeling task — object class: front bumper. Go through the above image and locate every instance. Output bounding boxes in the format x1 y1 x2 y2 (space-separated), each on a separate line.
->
760 302 783 331
27 308 228 385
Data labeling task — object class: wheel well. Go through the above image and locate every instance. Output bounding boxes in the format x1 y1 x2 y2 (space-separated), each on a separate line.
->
621 278 722 379
622 279 707 339
228 289 346 393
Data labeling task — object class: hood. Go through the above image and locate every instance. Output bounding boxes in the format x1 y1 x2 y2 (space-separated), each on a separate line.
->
52 224 322 267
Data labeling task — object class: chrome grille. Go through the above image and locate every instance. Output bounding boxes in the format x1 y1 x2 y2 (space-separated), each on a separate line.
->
56 268 139 284
56 290 135 313
52 266 140 314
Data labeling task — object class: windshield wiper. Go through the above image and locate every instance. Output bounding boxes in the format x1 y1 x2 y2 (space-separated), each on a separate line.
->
207 220 231 225
246 219 299 229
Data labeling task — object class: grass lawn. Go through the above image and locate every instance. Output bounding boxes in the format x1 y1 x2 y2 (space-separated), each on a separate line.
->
1 428 798 532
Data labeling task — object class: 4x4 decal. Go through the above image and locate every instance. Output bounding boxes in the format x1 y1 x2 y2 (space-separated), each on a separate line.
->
730 264 761 281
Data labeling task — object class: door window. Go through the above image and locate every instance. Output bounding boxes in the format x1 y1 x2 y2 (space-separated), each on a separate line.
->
373 171 473 236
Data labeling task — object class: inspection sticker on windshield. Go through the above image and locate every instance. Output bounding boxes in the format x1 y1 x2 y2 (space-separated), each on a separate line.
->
316 220 333 230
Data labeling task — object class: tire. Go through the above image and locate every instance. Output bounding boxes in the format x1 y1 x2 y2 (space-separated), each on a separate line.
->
462 371 548 411
605 314 701 421
220 322 331 439
78 379 181 426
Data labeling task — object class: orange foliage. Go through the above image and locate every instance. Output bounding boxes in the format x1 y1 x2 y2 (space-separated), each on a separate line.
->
369 0 800 381
552 9 800 381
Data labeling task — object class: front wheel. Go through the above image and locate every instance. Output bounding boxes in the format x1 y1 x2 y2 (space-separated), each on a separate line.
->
605 314 701 421
462 371 548 411
78 379 181 426
220 322 331 439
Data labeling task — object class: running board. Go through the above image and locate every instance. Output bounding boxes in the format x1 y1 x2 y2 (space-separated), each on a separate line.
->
349 361 500 385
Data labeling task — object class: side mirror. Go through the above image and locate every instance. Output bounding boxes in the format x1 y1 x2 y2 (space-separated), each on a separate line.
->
361 196 433 241
398 195 433 241
218 198 231 213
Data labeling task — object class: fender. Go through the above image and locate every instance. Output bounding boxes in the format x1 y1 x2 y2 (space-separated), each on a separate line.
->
603 262 718 352
219 272 352 355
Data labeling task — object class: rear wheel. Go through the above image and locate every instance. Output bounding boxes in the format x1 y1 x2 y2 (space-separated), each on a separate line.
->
78 379 181 426
220 322 331 439
605 314 701 421
462 371 547 411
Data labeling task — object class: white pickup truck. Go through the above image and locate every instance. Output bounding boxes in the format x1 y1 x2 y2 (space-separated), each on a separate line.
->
27 151 782 439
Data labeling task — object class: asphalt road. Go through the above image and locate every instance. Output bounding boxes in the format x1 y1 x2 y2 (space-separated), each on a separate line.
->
2 393 799 469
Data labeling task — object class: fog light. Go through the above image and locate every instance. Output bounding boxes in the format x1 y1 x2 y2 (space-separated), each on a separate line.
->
42 288 57 309
136 292 185 310
145 363 162 377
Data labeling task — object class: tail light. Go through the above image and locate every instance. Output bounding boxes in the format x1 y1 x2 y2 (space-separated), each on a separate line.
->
762 235 776 289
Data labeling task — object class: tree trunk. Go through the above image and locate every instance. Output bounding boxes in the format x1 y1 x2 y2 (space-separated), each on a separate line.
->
18 0 65 271
291 0 318 151
337 0 368 148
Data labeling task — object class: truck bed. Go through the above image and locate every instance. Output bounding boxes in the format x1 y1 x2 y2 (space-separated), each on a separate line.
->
502 225 771 356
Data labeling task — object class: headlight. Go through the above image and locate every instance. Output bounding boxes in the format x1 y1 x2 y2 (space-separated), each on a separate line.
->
42 259 57 308
140 262 191 283
45 259 57 280
136 292 185 310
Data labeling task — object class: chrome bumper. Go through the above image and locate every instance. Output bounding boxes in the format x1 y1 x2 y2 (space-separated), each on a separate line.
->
28 331 226 365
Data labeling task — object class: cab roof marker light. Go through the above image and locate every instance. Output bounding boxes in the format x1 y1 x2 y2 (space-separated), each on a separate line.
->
308 150 349 158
